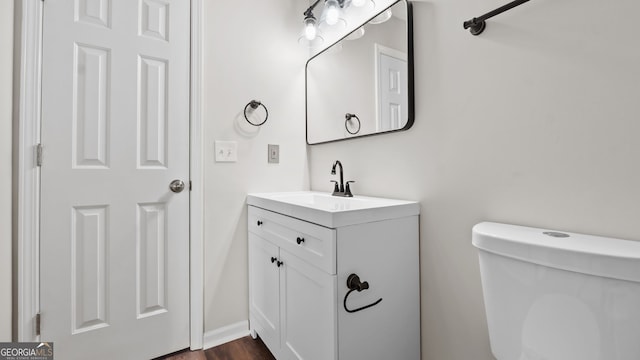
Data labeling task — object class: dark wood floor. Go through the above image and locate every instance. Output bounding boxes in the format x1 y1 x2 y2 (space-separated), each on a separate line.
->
158 336 275 360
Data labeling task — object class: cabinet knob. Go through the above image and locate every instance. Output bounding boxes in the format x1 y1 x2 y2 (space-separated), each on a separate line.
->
257 220 263 226
271 257 277 263
277 261 284 267
296 237 305 245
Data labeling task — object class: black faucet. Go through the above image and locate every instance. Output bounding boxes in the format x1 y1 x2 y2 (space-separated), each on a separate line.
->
331 160 354 197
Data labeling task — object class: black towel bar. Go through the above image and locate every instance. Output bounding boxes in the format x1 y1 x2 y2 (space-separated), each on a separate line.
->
463 0 531 35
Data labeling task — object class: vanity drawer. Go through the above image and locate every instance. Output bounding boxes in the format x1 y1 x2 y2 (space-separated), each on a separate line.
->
249 206 337 274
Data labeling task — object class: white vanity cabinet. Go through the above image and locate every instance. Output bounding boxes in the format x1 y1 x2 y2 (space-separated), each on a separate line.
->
247 192 420 360
248 206 338 360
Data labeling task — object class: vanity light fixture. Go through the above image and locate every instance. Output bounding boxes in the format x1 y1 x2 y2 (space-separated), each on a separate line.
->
302 0 353 43
303 0 322 40
304 13 318 40
325 0 341 25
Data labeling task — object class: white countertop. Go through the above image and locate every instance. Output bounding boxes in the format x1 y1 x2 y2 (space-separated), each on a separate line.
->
247 191 420 228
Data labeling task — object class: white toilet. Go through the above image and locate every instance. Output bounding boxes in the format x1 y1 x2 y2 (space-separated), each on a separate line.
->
472 222 640 360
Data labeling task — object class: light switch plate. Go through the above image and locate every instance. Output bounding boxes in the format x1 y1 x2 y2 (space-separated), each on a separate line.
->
215 141 238 162
268 144 279 164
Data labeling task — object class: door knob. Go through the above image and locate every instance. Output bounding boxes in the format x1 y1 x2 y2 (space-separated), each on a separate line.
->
169 180 185 193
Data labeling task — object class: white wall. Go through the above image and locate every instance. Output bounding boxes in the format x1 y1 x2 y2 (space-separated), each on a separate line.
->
202 0 309 332
308 0 640 359
0 0 14 342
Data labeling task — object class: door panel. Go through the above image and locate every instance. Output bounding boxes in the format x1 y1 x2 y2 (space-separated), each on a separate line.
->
140 0 169 41
73 43 110 168
138 55 168 168
137 202 168 318
40 0 190 358
76 0 111 29
248 234 281 354
280 250 337 360
71 205 109 334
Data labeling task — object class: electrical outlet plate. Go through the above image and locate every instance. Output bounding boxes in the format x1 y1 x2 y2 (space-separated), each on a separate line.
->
215 141 238 162
268 144 279 164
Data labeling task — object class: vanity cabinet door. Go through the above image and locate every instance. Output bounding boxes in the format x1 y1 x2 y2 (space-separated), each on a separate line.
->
248 234 281 354
279 249 337 360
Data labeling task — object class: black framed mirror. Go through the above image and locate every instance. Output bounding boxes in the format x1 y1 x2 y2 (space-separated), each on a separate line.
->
305 0 414 145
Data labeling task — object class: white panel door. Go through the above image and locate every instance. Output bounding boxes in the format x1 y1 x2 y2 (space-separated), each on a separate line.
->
40 0 191 359
377 52 408 132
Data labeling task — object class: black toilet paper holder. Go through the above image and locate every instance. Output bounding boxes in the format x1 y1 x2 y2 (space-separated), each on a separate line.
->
343 273 383 313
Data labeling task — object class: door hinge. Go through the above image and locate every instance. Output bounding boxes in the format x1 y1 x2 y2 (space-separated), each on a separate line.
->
36 144 43 167
189 181 192 191
35 313 41 336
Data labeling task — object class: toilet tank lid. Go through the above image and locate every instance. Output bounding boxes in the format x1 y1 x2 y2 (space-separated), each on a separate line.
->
472 222 640 283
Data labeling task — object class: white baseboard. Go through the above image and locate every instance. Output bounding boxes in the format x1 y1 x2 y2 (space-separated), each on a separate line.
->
202 320 250 350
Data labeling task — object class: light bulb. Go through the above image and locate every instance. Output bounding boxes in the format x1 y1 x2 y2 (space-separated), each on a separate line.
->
325 0 340 25
304 16 317 40
352 0 366 7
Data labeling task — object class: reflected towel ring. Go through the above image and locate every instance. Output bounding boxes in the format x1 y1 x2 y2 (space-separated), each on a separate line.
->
244 100 269 126
345 113 361 135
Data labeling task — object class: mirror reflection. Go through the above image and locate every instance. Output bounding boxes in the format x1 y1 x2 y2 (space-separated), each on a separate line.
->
306 0 413 144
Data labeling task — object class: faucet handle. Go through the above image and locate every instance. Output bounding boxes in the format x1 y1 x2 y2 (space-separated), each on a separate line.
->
344 181 355 197
330 180 340 194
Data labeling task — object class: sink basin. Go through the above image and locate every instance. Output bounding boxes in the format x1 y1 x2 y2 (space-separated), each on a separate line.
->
247 191 419 228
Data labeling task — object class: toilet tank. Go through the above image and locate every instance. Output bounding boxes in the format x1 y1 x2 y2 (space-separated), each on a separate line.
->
472 222 640 360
